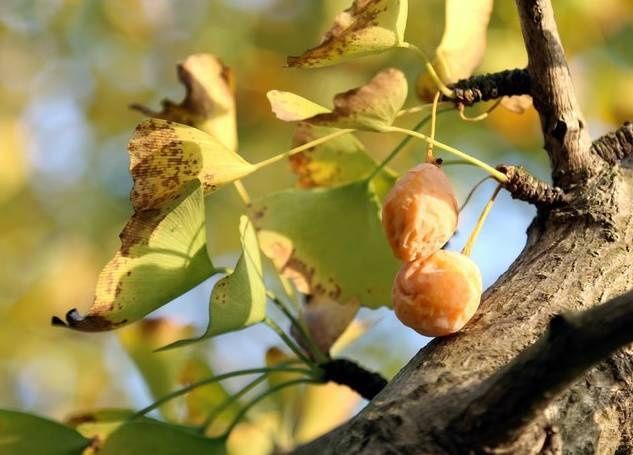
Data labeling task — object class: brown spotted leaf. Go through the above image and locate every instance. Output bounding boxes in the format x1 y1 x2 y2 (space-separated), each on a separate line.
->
416 0 493 102
132 53 238 152
287 0 408 68
268 68 407 132
53 181 216 332
129 118 255 211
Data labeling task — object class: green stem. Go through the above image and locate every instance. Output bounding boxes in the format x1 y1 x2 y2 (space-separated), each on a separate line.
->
385 126 508 182
222 378 321 438
367 109 452 180
400 42 454 98
253 129 354 170
130 365 312 420
198 375 268 434
267 291 328 364
264 317 312 365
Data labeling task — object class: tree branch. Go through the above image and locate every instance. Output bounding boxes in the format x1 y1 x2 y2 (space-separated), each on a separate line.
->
515 0 595 187
320 359 387 401
446 289 633 452
449 68 531 106
591 122 633 165
497 164 566 208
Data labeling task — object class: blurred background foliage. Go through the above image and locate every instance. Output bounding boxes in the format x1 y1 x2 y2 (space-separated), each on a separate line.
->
0 0 631 451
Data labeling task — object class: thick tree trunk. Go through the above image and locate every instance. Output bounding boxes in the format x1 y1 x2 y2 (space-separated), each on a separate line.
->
298 166 633 454
295 0 633 453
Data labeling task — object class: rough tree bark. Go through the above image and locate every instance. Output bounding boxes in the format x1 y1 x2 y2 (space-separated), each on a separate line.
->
295 0 633 453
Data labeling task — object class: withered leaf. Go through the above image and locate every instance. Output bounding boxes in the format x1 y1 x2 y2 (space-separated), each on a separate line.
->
132 53 238 152
287 0 408 68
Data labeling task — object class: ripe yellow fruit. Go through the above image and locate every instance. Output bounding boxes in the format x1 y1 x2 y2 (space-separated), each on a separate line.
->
382 163 458 262
392 250 482 337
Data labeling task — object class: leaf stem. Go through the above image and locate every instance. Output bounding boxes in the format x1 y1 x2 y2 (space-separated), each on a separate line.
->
267 291 328 364
458 99 502 122
222 378 321 438
385 126 508 182
366 109 451 181
130 365 313 420
462 184 503 256
198 374 268 434
426 92 441 162
400 43 454 98
264 317 312 365
232 180 251 205
459 176 494 213
253 129 354 170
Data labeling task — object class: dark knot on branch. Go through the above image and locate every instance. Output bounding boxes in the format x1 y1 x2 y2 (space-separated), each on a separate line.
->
591 122 633 165
497 165 566 208
320 358 387 400
449 68 531 106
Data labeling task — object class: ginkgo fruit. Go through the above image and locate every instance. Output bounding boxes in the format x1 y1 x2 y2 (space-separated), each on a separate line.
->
382 163 458 261
392 250 482 337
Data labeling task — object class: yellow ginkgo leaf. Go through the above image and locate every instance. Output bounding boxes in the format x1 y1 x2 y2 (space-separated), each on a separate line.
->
417 0 494 102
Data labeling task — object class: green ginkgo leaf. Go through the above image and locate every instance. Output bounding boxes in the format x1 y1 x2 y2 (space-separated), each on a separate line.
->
0 410 90 455
287 0 408 68
251 181 398 309
129 118 255 211
161 216 266 349
53 181 216 332
101 421 226 455
289 123 396 193
131 53 238 152
268 69 407 132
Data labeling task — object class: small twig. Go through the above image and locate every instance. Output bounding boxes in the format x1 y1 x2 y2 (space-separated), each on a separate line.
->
448 69 531 106
590 122 633 165
319 358 388 401
447 289 633 451
497 165 566 208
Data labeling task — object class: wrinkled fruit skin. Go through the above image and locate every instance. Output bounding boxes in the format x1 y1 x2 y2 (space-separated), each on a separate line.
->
392 250 482 337
382 163 458 262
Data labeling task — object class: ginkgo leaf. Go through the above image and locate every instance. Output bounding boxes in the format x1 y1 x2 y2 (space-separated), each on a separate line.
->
131 53 238 152
251 181 399 309
266 91 331 122
160 216 266 349
416 0 494 102
129 118 255 211
287 0 408 68
299 295 360 354
52 181 216 332
501 95 533 114
101 421 226 455
0 410 90 454
268 69 407 132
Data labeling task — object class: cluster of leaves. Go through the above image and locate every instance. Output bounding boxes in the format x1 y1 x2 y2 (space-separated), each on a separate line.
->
3 0 513 452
